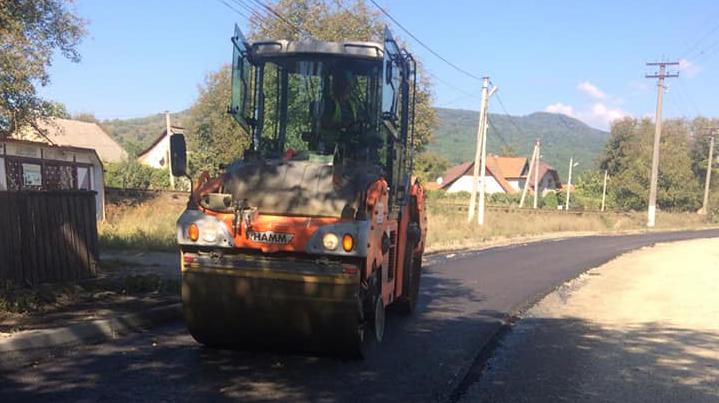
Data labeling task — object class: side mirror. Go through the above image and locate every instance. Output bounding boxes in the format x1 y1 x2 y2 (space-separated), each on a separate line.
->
170 133 187 177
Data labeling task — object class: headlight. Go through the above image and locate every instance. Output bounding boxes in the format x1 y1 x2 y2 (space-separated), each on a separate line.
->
322 233 339 250
201 222 218 243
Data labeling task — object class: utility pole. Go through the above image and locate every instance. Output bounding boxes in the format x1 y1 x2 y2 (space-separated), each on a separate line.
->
601 170 608 212
519 140 539 208
700 130 716 214
645 61 679 227
566 157 575 211
533 144 540 209
468 77 490 223
478 85 499 225
165 111 175 189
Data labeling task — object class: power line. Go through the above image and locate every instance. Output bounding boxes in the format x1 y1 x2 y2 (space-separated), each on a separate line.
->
249 0 309 36
493 91 530 138
215 0 252 20
486 114 511 148
368 0 484 82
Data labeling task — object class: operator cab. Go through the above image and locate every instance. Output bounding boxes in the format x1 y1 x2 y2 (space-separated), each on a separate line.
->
229 26 414 192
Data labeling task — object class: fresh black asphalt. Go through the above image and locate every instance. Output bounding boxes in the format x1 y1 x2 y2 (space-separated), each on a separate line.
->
1 229 717 402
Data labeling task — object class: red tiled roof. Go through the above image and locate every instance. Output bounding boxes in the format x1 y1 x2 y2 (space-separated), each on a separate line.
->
440 160 516 193
527 160 561 189
489 155 528 178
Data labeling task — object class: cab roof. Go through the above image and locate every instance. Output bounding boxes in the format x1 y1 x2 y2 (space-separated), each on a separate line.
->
249 39 384 60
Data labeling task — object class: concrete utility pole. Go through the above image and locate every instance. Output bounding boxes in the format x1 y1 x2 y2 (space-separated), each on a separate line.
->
468 77 490 223
519 140 539 208
565 157 576 211
478 85 499 225
533 145 540 209
700 130 716 214
165 111 175 189
645 61 679 227
601 170 609 212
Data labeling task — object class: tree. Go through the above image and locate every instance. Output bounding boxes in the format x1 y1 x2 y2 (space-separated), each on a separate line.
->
599 117 701 211
414 152 449 183
73 112 100 123
0 0 86 137
186 66 250 174
46 101 70 119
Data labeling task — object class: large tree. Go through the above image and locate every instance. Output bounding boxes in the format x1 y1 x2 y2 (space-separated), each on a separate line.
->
0 0 86 137
599 117 702 211
186 0 437 173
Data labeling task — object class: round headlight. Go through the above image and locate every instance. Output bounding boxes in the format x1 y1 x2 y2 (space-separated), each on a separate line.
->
322 233 339 250
201 222 218 243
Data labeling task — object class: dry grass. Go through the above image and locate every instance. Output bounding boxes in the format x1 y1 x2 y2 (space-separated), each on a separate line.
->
99 193 716 253
99 192 186 251
426 205 714 253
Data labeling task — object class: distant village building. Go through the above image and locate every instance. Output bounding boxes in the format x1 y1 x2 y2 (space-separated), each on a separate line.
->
14 118 127 163
136 125 185 169
0 138 106 220
436 155 562 195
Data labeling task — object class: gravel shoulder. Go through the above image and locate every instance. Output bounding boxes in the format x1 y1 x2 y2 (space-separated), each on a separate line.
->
463 237 719 403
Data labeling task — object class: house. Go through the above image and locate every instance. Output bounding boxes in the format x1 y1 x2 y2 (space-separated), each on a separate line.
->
14 118 128 163
137 125 185 169
437 155 562 195
0 138 106 221
437 161 516 194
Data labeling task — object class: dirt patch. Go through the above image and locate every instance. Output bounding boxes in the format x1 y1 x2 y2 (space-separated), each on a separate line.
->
463 237 719 403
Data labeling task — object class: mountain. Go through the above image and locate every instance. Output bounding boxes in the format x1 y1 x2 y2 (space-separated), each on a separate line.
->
102 107 609 177
101 110 190 155
430 108 609 177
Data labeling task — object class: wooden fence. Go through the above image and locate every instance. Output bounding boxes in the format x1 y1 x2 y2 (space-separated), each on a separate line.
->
0 191 99 286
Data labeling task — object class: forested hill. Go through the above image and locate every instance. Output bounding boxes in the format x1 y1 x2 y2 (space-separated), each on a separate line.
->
430 108 609 174
102 107 609 174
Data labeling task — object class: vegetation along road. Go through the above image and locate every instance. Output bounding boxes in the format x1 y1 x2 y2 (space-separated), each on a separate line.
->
1 229 717 402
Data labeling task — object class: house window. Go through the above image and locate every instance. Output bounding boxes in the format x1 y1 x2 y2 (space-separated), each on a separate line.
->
77 166 91 190
21 163 43 189
43 163 75 190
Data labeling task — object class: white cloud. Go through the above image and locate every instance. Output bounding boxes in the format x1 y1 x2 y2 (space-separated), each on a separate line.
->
577 81 606 100
679 58 701 78
544 102 575 116
544 102 627 130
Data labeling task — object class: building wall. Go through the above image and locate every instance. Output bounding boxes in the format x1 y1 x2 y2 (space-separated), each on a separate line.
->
446 175 506 194
1 141 105 221
507 179 522 192
138 136 170 169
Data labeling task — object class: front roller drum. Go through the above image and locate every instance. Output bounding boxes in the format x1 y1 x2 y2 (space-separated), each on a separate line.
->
182 268 365 355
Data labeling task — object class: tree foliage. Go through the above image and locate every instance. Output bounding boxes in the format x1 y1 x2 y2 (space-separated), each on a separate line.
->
599 117 702 211
414 152 448 183
0 0 86 137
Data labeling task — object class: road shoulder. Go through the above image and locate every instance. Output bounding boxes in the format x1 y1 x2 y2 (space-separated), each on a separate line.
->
461 237 719 403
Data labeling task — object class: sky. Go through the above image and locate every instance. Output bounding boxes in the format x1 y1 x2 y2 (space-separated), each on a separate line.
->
39 0 719 130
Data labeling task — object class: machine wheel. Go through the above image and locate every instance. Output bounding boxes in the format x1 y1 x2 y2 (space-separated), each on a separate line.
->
397 244 422 315
373 293 386 343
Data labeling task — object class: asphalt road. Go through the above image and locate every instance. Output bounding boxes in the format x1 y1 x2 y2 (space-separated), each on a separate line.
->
2 229 718 402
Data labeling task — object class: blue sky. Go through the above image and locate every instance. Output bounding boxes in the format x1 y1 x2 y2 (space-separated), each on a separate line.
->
40 0 719 130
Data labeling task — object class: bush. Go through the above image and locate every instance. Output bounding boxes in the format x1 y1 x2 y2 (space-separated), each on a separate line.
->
105 161 171 190
543 192 558 209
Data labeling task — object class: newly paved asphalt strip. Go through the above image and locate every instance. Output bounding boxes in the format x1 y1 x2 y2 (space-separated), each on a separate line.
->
1 229 717 402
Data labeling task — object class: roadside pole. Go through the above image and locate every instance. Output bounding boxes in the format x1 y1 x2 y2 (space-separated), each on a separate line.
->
533 143 540 209
166 111 175 190
478 85 499 225
601 169 608 212
645 61 679 227
519 140 539 208
468 77 490 223
700 132 716 214
566 157 576 211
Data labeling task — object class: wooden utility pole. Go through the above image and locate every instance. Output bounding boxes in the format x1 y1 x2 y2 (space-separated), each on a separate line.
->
601 170 609 212
565 157 575 211
519 140 539 208
468 77 490 223
478 85 499 225
165 111 175 189
645 61 679 227
533 144 540 209
700 131 716 214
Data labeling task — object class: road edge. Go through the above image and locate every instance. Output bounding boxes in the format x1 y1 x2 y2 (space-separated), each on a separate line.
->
0 303 182 370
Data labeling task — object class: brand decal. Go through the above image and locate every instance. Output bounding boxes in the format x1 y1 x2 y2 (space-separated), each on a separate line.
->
247 231 294 244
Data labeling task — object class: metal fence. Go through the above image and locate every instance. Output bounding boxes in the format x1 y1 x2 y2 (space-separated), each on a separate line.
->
0 191 99 286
